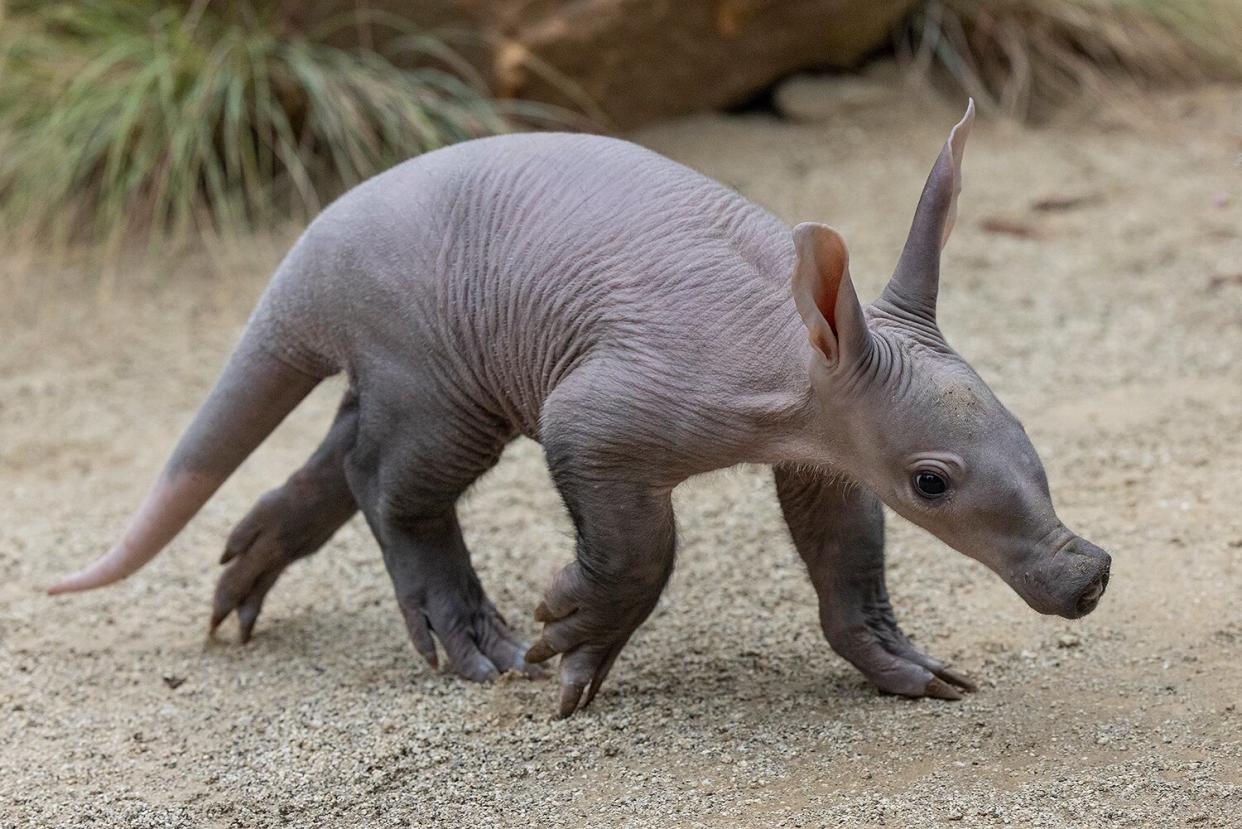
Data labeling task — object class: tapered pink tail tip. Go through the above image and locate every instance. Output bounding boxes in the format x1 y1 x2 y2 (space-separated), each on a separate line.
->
47 572 90 595
46 551 130 595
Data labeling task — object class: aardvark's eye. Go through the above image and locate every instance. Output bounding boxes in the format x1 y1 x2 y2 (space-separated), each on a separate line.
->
913 471 949 498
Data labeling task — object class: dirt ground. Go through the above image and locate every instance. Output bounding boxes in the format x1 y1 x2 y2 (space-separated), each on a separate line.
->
2 81 1241 828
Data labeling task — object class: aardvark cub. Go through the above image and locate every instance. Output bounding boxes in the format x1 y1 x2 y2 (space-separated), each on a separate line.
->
52 101 1111 717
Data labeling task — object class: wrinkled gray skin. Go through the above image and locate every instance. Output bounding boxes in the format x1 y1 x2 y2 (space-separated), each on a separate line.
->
51 102 1111 717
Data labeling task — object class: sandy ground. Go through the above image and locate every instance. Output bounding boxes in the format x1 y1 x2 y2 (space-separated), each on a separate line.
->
2 82 1241 828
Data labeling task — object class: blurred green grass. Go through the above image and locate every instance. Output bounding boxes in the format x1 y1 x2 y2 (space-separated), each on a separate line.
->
0 1 569 248
2 0 1241 253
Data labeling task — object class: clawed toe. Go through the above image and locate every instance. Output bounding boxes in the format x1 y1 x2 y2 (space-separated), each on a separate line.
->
527 584 642 716
828 616 978 702
398 594 543 683
872 659 974 702
209 543 291 642
923 676 964 701
209 483 348 642
932 665 977 693
551 643 625 718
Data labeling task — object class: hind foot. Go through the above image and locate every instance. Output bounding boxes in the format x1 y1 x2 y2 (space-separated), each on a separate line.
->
210 391 358 641
380 512 543 682
210 474 356 642
394 572 543 682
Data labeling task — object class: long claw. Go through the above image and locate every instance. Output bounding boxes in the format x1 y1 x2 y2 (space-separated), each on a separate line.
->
581 645 622 709
436 619 504 682
558 680 587 718
387 581 535 683
891 641 978 694
525 639 557 664
400 606 439 669
209 582 247 638
208 604 230 635
510 650 547 680
237 604 260 644
237 569 281 643
219 524 260 565
923 676 964 701
210 576 243 634
935 666 977 692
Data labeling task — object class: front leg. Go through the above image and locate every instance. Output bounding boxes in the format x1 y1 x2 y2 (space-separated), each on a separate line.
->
774 465 975 700
526 472 676 718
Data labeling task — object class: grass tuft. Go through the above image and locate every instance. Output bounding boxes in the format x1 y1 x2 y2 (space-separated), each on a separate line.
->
0 1 574 247
901 0 1242 119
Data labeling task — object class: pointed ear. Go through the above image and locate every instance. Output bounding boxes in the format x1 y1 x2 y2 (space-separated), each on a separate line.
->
882 99 975 319
791 222 870 368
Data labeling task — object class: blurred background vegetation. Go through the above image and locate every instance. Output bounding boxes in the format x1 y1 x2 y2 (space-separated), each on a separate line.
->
1 0 1240 250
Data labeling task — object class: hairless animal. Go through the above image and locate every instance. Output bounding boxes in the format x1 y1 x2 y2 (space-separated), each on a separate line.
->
51 101 1112 717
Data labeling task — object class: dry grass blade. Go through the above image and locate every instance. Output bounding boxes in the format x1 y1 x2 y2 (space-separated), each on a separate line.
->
901 0 1242 119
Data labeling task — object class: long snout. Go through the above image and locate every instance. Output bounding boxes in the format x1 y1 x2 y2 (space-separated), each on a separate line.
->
1016 536 1112 619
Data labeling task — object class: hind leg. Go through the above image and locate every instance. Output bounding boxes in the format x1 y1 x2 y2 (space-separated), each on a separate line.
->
345 393 539 681
210 390 360 641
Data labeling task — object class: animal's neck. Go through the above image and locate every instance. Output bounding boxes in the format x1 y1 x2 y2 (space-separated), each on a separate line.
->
702 293 841 471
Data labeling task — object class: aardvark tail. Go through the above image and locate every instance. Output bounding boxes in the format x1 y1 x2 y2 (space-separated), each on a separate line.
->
47 327 322 594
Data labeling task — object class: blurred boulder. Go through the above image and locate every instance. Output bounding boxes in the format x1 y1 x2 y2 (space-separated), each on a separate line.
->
491 0 918 128
280 1 918 128
773 60 903 122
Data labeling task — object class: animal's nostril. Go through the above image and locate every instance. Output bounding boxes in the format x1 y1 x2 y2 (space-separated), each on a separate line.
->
1076 577 1106 614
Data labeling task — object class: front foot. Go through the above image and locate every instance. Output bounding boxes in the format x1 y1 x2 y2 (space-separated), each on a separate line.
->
825 594 976 701
525 560 663 718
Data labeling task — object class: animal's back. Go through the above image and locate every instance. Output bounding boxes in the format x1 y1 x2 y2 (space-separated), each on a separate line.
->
258 132 798 433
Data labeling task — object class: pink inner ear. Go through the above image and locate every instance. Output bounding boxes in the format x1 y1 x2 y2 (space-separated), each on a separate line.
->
808 324 833 356
815 276 840 333
791 222 851 355
811 236 848 334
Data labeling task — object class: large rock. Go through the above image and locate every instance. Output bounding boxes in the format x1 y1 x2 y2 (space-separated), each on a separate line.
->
491 0 917 128
773 59 905 123
279 0 917 129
